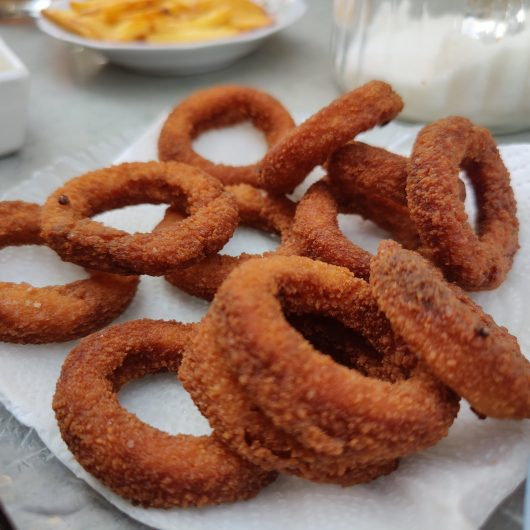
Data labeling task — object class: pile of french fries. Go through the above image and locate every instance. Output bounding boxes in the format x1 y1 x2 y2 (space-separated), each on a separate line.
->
42 0 273 43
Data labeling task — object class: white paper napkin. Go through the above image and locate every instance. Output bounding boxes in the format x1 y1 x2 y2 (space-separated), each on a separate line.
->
0 117 529 530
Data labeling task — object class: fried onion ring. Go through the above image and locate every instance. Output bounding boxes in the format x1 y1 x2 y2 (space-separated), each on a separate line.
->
0 201 138 344
407 117 519 290
257 81 404 194
53 319 276 508
183 255 458 468
327 142 467 250
288 180 372 279
41 162 239 276
371 240 530 419
158 85 295 186
327 142 421 249
159 183 296 300
182 309 400 485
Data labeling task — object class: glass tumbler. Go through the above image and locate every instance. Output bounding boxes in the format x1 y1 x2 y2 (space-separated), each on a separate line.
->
332 0 530 133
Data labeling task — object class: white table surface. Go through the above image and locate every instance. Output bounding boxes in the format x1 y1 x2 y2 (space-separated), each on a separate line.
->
0 2 527 528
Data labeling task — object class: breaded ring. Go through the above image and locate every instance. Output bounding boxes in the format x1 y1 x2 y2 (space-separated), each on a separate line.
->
370 240 530 419
289 180 372 279
0 201 138 344
41 162 239 276
160 183 296 300
327 142 467 250
53 319 276 508
183 255 458 467
257 81 404 194
407 117 519 290
327 142 421 249
182 310 400 485
158 85 295 186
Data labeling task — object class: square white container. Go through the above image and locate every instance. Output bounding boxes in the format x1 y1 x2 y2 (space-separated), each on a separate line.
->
0 38 29 156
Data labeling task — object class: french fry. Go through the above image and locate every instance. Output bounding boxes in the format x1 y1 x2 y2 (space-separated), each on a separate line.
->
152 8 230 33
42 9 108 39
97 1 158 24
148 25 239 43
231 12 272 31
110 18 152 41
124 7 168 22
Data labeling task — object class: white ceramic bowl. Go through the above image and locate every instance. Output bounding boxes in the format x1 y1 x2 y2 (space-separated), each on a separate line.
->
37 0 307 75
0 38 30 157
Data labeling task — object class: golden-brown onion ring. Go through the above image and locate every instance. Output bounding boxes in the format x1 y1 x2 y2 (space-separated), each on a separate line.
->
182 309 400 484
327 142 421 249
158 85 295 186
53 319 276 508
327 141 467 250
0 200 41 246
41 162 239 276
371 240 530 419
407 117 519 290
289 180 372 280
257 81 404 194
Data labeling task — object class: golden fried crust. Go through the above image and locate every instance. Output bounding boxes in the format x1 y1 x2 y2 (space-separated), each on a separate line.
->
181 311 400 485
407 117 519 290
0 201 138 344
285 313 414 382
160 184 296 300
327 142 467 251
327 142 421 249
371 240 530 419
184 255 458 467
40 161 239 276
288 180 372 280
158 85 295 186
53 319 276 508
257 81 404 194
0 201 42 246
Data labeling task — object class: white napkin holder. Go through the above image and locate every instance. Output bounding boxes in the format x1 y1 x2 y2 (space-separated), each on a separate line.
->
0 37 29 157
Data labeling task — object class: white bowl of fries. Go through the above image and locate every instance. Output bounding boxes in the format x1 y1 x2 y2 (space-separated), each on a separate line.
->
37 0 306 75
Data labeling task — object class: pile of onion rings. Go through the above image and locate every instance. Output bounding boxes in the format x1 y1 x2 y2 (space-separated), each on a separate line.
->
326 141 468 251
158 183 296 300
181 256 459 480
3 81 528 511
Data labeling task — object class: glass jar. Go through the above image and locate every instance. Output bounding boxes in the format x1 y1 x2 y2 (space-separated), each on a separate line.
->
332 0 530 133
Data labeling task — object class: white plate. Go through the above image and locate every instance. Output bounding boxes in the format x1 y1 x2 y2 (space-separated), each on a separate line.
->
0 116 529 530
36 0 307 74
